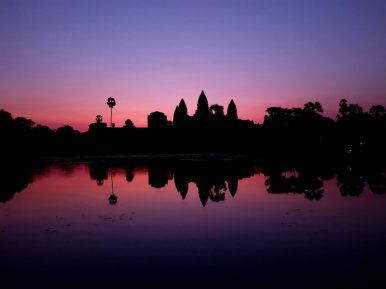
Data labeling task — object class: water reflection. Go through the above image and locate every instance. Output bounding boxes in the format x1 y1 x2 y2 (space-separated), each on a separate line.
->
264 168 325 200
1 161 386 204
1 161 386 288
367 175 386 195
89 163 108 186
0 167 33 203
125 167 135 183
108 169 118 205
337 166 365 197
148 166 173 188
0 164 48 203
173 163 255 206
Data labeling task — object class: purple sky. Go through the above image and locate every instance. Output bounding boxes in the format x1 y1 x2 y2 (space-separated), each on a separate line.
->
1 0 385 131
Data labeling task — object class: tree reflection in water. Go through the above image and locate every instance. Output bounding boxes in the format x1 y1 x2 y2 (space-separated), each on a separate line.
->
337 165 365 197
0 163 48 203
108 169 117 205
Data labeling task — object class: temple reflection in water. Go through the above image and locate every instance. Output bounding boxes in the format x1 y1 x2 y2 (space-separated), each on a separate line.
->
1 161 385 205
1 161 386 289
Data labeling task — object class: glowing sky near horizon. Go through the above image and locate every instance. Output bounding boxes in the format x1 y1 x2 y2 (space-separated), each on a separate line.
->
1 0 385 131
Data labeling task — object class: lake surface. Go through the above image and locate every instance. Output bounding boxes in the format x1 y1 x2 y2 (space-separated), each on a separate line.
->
1 161 386 288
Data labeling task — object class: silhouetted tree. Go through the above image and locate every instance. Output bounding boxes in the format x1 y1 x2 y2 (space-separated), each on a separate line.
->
264 107 293 126
337 99 363 119
226 99 238 120
0 109 14 128
32 124 54 136
0 109 12 119
96 115 103 123
209 104 224 120
336 99 368 158
107 97 116 128
337 99 349 119
124 119 135 129
303 102 323 113
54 125 81 155
369 105 385 117
56 125 78 136
15 117 35 131
31 124 55 154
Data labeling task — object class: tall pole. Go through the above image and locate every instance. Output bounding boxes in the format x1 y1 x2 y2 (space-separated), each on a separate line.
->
110 169 114 195
110 107 113 128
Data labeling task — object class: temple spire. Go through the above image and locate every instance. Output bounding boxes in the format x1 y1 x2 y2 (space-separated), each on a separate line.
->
194 90 209 118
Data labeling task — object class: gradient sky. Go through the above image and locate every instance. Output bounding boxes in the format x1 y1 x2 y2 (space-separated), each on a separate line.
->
1 0 385 131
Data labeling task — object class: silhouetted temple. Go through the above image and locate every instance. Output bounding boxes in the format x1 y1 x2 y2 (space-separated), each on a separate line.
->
89 115 107 131
194 90 210 119
173 98 189 128
227 99 238 120
148 166 173 188
148 111 167 129
169 90 256 132
86 90 251 132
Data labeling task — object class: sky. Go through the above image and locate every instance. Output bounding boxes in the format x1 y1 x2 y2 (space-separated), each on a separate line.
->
0 0 385 131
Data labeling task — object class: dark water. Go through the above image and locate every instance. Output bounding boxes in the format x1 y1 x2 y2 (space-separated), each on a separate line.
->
0 162 386 288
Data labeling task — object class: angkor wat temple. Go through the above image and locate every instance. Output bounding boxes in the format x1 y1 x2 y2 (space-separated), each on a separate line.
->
89 90 255 131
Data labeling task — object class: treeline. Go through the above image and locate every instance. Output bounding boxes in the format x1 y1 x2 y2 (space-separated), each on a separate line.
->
0 109 82 158
261 99 386 163
0 98 385 163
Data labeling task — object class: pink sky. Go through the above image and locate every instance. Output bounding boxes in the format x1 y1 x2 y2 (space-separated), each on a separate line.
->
1 1 385 131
